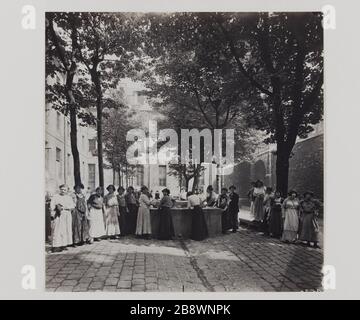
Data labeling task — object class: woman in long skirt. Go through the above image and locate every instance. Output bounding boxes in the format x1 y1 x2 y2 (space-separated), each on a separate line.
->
262 187 273 235
104 185 120 239
158 188 175 240
281 190 300 243
247 182 256 217
188 191 208 241
117 186 127 236
216 187 230 234
135 186 152 238
253 180 265 223
299 191 321 248
125 186 139 235
268 191 283 238
50 184 75 252
72 184 90 246
87 187 106 242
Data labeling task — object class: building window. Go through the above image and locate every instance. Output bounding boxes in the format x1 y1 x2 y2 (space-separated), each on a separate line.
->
82 161 85 182
56 147 61 162
88 164 96 191
45 108 51 126
199 167 205 187
136 165 144 186
56 147 62 180
88 138 96 153
114 171 120 186
208 165 212 187
82 135 85 152
67 120 70 137
159 165 167 186
56 112 61 134
45 141 50 173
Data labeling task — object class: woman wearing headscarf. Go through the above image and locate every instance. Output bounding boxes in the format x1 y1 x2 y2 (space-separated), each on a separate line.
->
299 191 322 248
104 184 120 239
187 191 208 241
281 190 300 243
71 184 90 246
135 186 152 238
125 186 139 235
87 187 106 242
158 188 175 240
50 184 75 252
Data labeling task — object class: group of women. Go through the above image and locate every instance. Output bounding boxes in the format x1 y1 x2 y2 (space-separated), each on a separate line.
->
248 180 322 248
49 181 322 253
49 183 213 253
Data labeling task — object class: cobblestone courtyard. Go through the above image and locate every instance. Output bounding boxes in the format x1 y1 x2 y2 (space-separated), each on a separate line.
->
46 227 323 292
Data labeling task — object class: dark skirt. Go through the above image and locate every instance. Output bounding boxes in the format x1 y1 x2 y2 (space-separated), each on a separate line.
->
158 206 174 240
268 206 282 238
72 209 90 244
126 204 138 235
45 201 52 242
228 206 239 230
299 212 319 242
190 206 208 241
118 206 127 235
221 209 230 232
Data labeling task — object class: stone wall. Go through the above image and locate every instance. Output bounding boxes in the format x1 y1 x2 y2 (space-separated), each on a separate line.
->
288 134 324 199
224 133 324 205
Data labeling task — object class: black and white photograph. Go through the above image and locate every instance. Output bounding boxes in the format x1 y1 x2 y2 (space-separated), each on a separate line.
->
44 11 324 293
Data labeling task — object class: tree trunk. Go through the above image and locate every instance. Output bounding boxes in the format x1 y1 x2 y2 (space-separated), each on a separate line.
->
192 166 201 192
184 178 190 192
275 144 291 196
91 71 105 192
69 105 82 187
96 99 104 191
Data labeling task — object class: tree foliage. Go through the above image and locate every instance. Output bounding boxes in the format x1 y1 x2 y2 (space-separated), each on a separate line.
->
138 12 323 194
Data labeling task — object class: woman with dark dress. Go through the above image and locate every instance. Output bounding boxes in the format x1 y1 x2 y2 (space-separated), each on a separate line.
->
268 191 283 238
205 185 217 207
228 185 239 233
187 191 208 241
72 184 90 246
125 186 139 235
117 186 127 236
299 191 322 248
158 188 175 240
216 187 230 233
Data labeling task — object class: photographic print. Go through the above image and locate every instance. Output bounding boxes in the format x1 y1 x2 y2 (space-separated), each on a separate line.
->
45 11 324 292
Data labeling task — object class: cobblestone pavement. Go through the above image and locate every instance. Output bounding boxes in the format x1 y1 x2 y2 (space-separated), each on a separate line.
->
46 228 323 292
